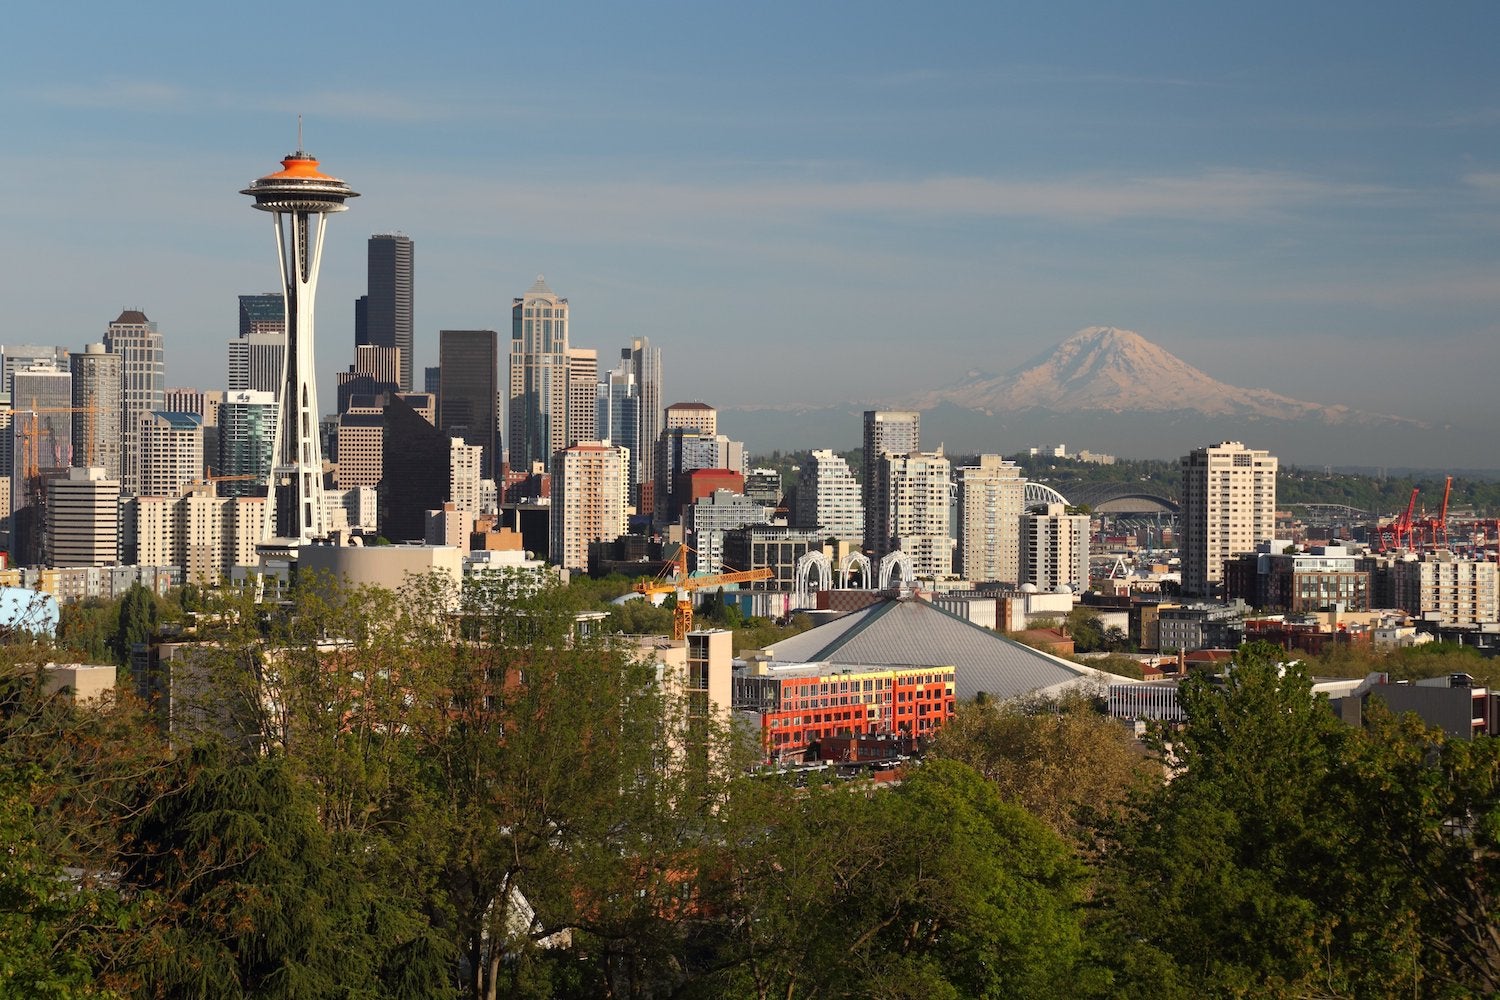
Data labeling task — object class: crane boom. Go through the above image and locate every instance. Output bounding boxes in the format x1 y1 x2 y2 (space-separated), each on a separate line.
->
633 544 774 639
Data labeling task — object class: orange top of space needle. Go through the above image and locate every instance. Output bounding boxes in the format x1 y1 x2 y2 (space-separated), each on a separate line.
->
260 152 339 182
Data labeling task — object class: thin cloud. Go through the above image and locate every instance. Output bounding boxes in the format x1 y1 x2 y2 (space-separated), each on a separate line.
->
33 80 186 111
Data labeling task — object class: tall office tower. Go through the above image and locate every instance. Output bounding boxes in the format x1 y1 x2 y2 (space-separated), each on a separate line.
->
868 449 953 579
626 337 662 509
70 344 123 482
363 234 414 391
509 276 569 471
238 293 285 337
955 455 1026 584
241 143 357 544
565 348 597 446
596 359 639 494
862 410 921 556
336 344 401 413
424 366 440 395
217 390 277 498
379 395 450 542
139 412 203 498
794 449 864 540
49 467 120 567
11 364 73 505
1180 441 1278 597
450 438 483 514
227 333 286 394
549 441 627 573
1019 503 1090 593
438 330 499 478
102 310 165 495
664 400 716 435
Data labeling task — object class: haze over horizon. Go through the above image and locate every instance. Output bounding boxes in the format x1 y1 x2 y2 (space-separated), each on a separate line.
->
4 3 1499 451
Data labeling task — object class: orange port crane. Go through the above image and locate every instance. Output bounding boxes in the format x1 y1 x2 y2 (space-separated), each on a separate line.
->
1375 487 1421 553
1412 476 1453 551
634 544 773 640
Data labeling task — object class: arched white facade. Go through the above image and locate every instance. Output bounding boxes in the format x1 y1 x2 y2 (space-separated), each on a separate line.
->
794 551 832 608
840 551 873 589
877 551 915 590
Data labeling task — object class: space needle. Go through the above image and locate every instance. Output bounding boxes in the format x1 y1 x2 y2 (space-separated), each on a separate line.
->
241 130 357 547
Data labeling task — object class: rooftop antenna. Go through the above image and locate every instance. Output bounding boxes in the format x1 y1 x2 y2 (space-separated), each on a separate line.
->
297 114 304 152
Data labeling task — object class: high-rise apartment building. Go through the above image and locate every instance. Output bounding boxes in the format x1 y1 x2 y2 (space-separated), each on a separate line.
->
1180 441 1278 598
217 390 277 498
363 234 414 391
565 348 598 446
862 410 921 556
597 359 639 496
130 486 264 584
1019 503 1090 593
450 437 483 514
509 277 569 471
49 467 120 567
439 329 499 478
1392 552 1498 626
227 332 286 395
627 337 662 509
139 412 203 499
550 441 627 573
794 449 864 540
103 310 165 495
70 344 123 483
955 455 1025 584
868 449 953 579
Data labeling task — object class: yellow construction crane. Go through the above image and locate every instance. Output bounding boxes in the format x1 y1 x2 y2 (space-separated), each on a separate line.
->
634 544 773 640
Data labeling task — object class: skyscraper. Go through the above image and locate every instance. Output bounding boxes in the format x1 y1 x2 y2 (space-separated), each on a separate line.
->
627 337 662 510
380 395 451 542
217 390 277 498
228 332 286 394
241 143 358 543
1019 503 1090 593
103 310 164 495
70 343 123 483
955 455 1025 584
238 293 285 337
862 410 920 555
49 467 120 567
597 359 639 499
139 412 204 499
868 448 953 579
550 441 628 573
364 234 414 391
565 348 598 447
1179 441 1278 598
439 330 499 479
794 449 864 540
509 276 569 471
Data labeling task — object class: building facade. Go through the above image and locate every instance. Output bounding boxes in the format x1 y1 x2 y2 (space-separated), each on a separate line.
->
868 449 953 579
549 442 628 573
509 276 569 472
1019 503 1090 593
103 310 165 495
70 344 124 483
1179 441 1278 598
565 348 598 447
139 412 204 499
48 467 120 567
363 234 414 391
627 337 662 509
439 329 499 478
1392 553 1499 625
955 454 1025 584
216 390 277 498
794 449 864 540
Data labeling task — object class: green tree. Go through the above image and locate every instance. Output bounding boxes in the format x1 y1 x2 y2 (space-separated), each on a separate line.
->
110 584 158 664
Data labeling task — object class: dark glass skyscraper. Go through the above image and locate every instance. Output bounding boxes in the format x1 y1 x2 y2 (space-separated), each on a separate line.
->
438 330 499 479
379 395 450 542
364 234 414 391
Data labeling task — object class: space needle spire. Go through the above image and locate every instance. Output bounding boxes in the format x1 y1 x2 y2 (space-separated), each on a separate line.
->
241 136 358 546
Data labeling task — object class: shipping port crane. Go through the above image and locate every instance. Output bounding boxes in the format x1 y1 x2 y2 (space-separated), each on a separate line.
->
634 544 773 640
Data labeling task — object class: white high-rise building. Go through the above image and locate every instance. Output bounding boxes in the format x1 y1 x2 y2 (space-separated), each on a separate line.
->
509 276 569 470
869 449 953 580
862 410 921 554
130 486 265 584
549 441 628 573
1019 502 1090 593
794 449 864 540
103 310 165 495
956 455 1026 584
565 348 597 447
627 337 662 510
139 412 203 499
1180 441 1278 597
227 332 286 395
450 438 483 514
48 467 120 567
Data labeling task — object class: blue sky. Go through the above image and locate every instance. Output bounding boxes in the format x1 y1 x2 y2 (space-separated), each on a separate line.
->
3 1 1498 431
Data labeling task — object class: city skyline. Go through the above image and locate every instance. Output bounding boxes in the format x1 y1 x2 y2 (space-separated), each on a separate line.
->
4 3 1499 445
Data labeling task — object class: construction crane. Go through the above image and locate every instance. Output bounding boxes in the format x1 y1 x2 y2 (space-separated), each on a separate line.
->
13 401 105 566
1375 487 1420 553
1412 476 1453 551
633 544 773 640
